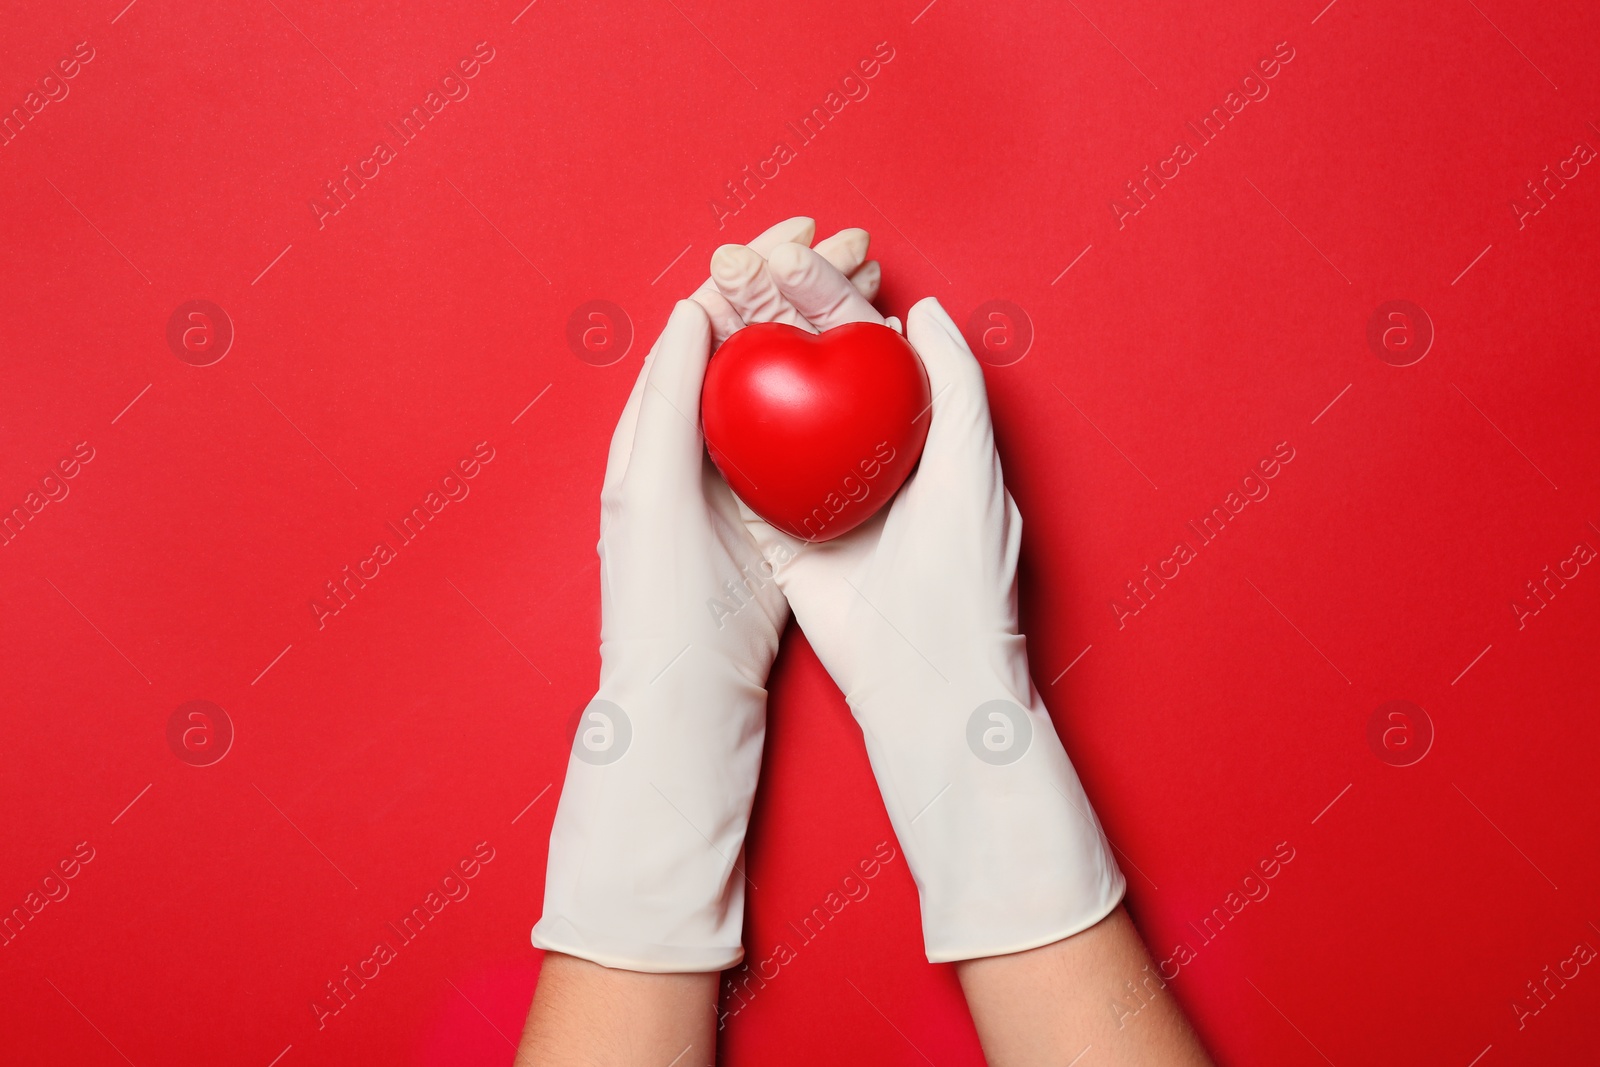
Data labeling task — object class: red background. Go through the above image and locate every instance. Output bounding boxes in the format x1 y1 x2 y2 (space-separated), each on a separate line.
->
3 0 1598 1063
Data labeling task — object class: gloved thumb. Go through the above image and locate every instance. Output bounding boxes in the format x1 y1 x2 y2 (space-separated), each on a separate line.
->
905 297 997 471
626 300 714 496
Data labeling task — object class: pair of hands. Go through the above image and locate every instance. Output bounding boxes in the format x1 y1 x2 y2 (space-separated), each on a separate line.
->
532 217 1123 971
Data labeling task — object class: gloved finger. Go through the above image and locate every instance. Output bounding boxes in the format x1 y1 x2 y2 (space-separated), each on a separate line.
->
625 300 716 495
691 216 815 304
813 227 870 276
809 227 880 304
747 215 818 260
692 217 817 343
600 349 657 505
712 244 814 331
705 243 880 346
905 297 996 468
697 288 747 348
705 254 877 345
849 260 881 301
767 242 884 331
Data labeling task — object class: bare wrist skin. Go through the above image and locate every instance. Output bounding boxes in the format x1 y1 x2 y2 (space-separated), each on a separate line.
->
955 906 1215 1067
519 953 719 1067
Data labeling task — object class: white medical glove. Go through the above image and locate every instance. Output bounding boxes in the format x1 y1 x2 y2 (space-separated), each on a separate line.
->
530 298 790 972
711 243 1126 962
532 218 883 972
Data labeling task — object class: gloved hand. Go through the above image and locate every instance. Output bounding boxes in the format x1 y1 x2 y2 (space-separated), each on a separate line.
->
707 239 1126 962
691 219 880 344
531 219 879 972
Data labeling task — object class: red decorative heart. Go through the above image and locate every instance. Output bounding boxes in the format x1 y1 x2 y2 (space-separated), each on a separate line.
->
702 321 931 542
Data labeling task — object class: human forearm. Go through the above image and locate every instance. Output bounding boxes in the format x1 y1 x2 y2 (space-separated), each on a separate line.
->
517 952 718 1066
956 905 1214 1066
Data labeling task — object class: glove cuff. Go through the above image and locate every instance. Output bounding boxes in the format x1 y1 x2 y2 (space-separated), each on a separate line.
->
846 640 1127 961
531 917 746 974
533 657 769 973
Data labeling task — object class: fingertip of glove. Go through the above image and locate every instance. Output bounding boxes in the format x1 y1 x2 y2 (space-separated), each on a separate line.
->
711 244 760 286
746 216 816 258
907 295 952 327
815 226 871 266
906 297 965 350
784 215 817 246
668 298 712 336
765 240 811 280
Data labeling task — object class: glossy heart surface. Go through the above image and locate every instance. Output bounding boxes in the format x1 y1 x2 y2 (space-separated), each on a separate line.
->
702 321 931 542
